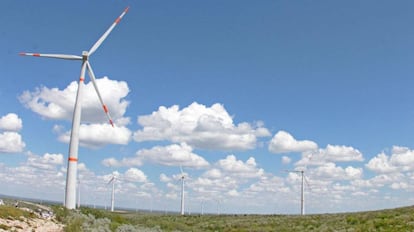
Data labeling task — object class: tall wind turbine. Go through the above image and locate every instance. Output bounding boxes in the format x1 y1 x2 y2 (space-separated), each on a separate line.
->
179 166 186 215
108 173 117 212
20 7 130 209
285 170 310 215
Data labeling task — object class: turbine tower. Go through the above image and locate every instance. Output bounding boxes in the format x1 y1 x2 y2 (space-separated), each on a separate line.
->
20 7 130 209
180 166 185 215
77 178 81 209
108 173 117 212
285 170 309 215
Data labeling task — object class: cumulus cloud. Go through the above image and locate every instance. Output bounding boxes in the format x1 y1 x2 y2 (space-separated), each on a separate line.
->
282 156 292 164
27 152 64 171
366 146 414 173
0 113 25 154
160 173 172 182
216 155 264 179
189 154 266 199
133 102 270 150
0 113 23 131
296 144 364 167
102 143 209 168
57 123 131 148
124 168 147 183
19 77 132 148
0 132 25 153
19 77 130 124
269 131 317 154
0 152 66 192
311 162 363 181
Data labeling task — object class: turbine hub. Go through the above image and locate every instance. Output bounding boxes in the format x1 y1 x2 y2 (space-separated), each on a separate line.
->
82 51 89 61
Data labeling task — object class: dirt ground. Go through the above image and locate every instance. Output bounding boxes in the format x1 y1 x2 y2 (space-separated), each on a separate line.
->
0 216 64 232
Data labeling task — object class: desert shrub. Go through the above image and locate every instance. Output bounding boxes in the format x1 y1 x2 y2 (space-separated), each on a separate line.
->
64 211 88 232
82 216 111 232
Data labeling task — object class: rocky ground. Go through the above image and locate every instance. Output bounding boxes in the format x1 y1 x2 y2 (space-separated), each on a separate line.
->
0 201 64 232
0 216 63 232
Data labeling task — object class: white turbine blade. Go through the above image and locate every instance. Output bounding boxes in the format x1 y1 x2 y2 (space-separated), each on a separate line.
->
86 61 114 127
88 6 129 56
19 52 82 60
180 165 184 175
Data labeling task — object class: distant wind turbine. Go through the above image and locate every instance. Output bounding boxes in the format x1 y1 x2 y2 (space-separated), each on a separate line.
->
77 179 81 209
285 170 311 215
108 172 118 212
20 7 130 209
179 165 186 215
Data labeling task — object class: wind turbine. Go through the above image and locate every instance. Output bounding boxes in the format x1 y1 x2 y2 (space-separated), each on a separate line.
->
20 7 130 210
77 178 81 209
108 172 117 212
285 170 310 215
179 165 186 215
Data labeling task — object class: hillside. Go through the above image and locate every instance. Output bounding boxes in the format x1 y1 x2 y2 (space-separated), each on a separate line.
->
1 198 414 231
58 205 414 231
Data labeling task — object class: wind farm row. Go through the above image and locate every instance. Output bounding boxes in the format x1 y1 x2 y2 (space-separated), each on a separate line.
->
19 6 312 216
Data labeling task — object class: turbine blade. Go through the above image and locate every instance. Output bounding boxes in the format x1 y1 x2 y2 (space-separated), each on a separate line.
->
88 6 129 56
19 52 82 60
86 61 114 127
180 165 184 175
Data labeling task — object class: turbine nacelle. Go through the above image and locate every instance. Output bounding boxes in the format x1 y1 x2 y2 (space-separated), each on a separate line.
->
82 51 89 61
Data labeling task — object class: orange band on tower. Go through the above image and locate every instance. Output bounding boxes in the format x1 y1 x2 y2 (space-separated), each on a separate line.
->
68 157 78 162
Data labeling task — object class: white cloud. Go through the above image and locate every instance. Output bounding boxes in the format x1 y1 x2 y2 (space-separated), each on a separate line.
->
0 113 23 131
136 143 209 168
203 168 222 179
217 155 264 179
133 102 270 150
57 123 131 148
19 77 130 124
0 113 25 154
101 157 123 167
366 146 414 173
296 144 364 167
365 152 396 173
311 162 363 181
19 77 132 148
102 143 209 168
282 156 292 164
0 132 25 153
124 168 147 183
269 131 317 154
160 173 171 182
27 152 64 170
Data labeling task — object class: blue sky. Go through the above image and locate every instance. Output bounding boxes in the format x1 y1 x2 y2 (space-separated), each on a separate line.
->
1 0 414 214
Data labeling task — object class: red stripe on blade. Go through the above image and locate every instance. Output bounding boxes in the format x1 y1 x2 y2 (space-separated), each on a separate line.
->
103 105 109 113
33 53 40 57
